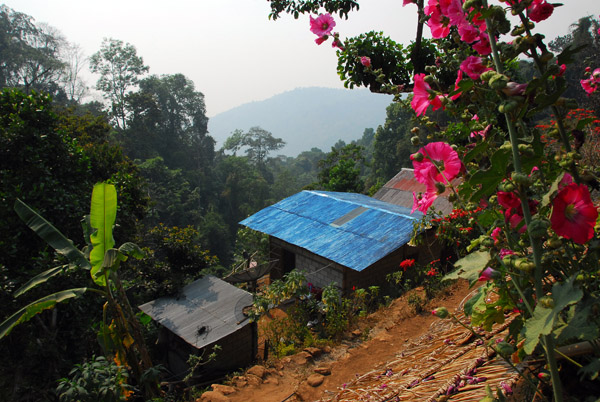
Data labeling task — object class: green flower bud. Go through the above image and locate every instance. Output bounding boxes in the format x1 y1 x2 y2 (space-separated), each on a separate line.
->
511 172 533 186
411 136 421 146
411 152 424 162
489 74 509 90
528 219 550 239
435 182 446 194
432 307 449 318
480 70 497 82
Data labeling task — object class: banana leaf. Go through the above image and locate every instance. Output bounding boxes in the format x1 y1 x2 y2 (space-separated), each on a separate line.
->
14 199 90 269
89 183 117 286
14 264 69 297
0 288 88 339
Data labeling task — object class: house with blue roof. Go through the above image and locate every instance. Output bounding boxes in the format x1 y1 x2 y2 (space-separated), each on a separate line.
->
239 190 441 293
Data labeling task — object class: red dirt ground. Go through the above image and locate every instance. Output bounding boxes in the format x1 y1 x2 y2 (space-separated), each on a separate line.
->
200 279 473 402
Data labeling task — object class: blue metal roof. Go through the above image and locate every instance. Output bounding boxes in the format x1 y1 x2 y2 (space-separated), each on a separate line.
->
239 191 423 272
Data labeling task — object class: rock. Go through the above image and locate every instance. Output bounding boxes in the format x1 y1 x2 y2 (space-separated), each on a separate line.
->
247 365 267 379
211 384 236 395
314 365 332 375
232 376 247 388
292 351 313 365
307 373 325 387
352 329 362 337
322 345 332 354
200 391 230 402
303 347 322 358
245 373 262 386
264 376 280 385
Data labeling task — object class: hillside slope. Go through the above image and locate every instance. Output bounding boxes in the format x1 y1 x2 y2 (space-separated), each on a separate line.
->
208 87 393 157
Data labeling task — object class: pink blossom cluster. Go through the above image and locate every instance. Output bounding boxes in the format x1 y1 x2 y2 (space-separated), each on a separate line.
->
410 142 461 214
309 13 343 49
424 0 490 55
581 68 600 96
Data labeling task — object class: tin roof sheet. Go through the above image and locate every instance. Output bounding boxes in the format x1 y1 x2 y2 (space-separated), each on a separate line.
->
239 191 423 272
138 276 254 349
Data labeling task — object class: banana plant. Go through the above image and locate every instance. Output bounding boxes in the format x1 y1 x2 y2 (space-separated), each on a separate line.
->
0 182 158 397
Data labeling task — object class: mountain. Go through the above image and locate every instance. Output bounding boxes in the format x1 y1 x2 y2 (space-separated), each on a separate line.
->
208 87 393 156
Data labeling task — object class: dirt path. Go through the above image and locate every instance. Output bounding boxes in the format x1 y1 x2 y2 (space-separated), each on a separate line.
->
200 280 473 402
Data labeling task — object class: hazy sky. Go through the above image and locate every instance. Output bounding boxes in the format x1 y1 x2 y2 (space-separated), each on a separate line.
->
4 0 599 116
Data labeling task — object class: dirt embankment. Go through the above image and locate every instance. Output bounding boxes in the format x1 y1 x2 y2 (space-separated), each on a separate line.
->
198 280 472 402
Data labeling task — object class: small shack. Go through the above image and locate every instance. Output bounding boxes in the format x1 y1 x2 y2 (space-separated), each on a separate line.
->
239 190 438 294
139 276 256 381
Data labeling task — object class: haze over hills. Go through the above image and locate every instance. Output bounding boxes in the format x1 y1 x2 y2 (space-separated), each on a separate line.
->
208 87 394 157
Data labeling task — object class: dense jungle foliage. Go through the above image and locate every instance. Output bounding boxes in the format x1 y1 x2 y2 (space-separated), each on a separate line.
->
1 3 599 401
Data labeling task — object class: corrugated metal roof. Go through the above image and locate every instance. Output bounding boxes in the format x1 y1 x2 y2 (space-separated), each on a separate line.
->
239 191 423 272
138 276 254 349
372 168 456 216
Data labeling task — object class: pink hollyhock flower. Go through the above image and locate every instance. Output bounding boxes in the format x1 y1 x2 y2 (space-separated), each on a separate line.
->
425 0 452 38
581 68 600 95
491 227 502 244
310 14 336 37
458 21 480 43
479 267 497 281
497 191 521 210
557 63 566 77
527 0 554 23
411 73 444 116
502 82 528 96
450 70 463 101
558 172 573 189
403 0 416 5
473 32 491 55
315 36 327 45
411 188 438 214
499 249 515 259
460 56 492 80
550 183 598 244
412 142 461 185
360 56 371 67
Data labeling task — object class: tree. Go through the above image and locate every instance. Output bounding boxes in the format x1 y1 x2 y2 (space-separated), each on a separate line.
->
317 143 366 193
223 126 285 168
0 5 66 94
370 102 414 182
59 42 88 103
89 38 148 130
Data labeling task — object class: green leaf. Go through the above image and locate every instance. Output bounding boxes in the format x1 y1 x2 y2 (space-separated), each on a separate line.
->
468 148 510 202
523 276 583 354
118 242 145 259
576 118 595 131
542 172 566 208
444 250 490 283
555 304 599 344
463 287 484 316
463 141 489 164
14 264 68 297
89 183 117 286
14 199 90 269
0 288 88 339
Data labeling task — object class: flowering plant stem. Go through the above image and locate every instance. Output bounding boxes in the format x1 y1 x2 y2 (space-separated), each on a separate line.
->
484 6 563 400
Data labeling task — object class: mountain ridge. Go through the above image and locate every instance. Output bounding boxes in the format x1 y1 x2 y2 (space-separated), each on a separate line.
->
208 87 393 156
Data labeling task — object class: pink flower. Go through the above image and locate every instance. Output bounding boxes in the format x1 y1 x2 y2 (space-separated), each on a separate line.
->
527 0 554 23
558 173 573 189
411 188 438 214
460 56 492 80
491 227 502 244
479 267 497 282
403 0 416 5
411 142 461 185
315 36 327 45
450 70 463 101
550 183 598 244
557 63 566 77
472 32 491 55
499 249 515 259
501 82 528 96
411 73 444 116
309 13 336 37
581 68 600 95
360 56 371 67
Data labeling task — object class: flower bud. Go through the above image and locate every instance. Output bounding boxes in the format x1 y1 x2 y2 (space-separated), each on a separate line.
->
411 152 424 162
411 136 421 146
432 307 449 318
435 182 446 194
